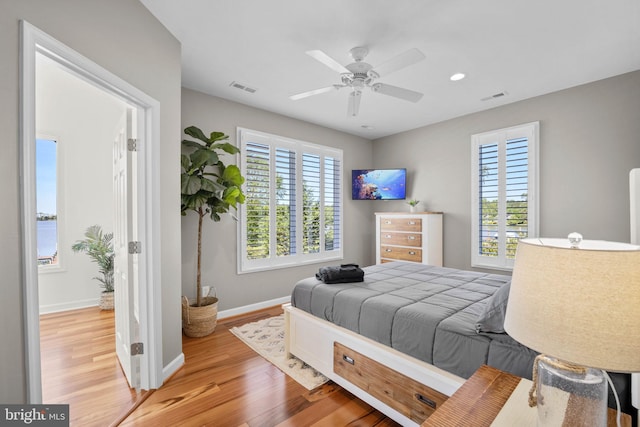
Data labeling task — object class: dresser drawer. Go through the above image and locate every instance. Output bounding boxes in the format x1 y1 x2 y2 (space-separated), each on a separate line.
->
380 217 422 232
334 342 448 424
380 245 422 262
380 231 422 247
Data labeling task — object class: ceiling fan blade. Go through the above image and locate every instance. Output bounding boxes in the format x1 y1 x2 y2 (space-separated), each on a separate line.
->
306 50 351 74
347 91 362 117
372 83 423 103
370 48 425 77
290 86 339 101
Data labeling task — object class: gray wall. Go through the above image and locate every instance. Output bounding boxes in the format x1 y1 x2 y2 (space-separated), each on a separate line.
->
1 0 182 402
181 88 374 310
373 71 640 270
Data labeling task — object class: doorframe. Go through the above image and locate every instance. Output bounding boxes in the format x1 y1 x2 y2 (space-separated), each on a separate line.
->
20 20 163 402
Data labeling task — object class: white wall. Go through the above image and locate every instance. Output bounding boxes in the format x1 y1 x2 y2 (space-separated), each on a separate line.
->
181 88 375 311
373 71 640 271
36 54 125 313
1 0 182 402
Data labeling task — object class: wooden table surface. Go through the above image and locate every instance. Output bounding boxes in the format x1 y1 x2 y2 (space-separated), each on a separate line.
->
422 365 631 427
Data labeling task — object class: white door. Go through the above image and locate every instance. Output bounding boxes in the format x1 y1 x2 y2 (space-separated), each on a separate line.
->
113 108 141 389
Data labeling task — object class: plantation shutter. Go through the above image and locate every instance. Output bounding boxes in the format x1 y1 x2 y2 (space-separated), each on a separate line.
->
276 148 296 256
302 153 321 254
238 128 343 273
324 156 341 251
245 142 270 260
471 122 538 270
505 137 529 259
478 143 499 257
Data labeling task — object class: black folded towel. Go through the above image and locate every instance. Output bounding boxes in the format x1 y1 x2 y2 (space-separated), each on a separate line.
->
316 263 364 284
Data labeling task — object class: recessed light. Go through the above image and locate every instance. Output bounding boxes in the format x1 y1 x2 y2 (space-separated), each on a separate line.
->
450 73 466 81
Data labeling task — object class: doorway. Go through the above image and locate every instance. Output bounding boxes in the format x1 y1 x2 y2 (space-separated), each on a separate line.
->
21 21 163 403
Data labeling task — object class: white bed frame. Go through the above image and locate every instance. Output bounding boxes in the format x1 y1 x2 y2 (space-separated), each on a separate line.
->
283 303 464 426
285 302 640 426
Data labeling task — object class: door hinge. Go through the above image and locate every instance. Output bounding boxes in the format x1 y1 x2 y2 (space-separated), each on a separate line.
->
128 241 142 254
131 342 144 356
127 138 137 151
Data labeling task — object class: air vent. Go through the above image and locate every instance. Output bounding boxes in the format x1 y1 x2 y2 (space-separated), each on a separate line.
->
229 81 257 94
481 91 508 102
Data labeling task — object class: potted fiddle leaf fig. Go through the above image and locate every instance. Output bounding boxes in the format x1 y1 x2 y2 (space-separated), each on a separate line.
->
180 125 245 337
71 224 115 310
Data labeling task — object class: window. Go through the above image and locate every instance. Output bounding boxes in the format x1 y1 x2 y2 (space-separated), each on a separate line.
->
471 122 539 270
238 128 343 272
36 138 60 268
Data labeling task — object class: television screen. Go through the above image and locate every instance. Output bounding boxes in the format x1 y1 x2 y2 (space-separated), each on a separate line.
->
352 168 407 200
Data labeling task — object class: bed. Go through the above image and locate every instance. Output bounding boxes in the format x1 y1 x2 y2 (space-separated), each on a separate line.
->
284 261 635 426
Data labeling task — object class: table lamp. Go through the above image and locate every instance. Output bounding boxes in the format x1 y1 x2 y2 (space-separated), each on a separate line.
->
504 235 640 426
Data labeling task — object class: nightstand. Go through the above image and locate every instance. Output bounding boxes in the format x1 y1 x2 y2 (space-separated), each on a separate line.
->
422 365 631 427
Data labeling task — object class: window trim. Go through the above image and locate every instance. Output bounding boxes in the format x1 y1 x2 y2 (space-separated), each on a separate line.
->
237 128 344 274
471 121 539 270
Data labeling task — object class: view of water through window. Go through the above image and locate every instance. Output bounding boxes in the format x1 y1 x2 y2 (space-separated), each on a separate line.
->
36 138 58 265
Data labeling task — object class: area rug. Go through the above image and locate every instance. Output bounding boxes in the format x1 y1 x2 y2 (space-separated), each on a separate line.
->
230 314 329 390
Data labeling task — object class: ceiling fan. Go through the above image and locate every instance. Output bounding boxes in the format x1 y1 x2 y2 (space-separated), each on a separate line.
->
290 46 426 117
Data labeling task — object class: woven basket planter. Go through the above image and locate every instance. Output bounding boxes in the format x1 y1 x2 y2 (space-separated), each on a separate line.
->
182 296 219 337
99 291 115 310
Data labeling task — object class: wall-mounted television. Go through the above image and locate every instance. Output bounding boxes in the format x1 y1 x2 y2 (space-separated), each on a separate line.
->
352 168 407 200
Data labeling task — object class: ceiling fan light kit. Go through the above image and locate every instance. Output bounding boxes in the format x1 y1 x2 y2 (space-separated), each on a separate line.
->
291 46 426 117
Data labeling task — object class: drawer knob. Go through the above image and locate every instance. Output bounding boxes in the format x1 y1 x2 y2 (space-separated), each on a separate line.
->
408 221 416 225
384 220 391 224
385 234 392 238
385 249 392 252
415 393 436 409
408 236 416 240
343 355 355 365
408 251 416 255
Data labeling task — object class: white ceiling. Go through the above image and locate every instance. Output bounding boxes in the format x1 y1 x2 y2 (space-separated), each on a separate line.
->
140 0 640 139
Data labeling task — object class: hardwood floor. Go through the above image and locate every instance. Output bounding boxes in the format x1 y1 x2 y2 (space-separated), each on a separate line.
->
40 307 148 426
41 305 400 427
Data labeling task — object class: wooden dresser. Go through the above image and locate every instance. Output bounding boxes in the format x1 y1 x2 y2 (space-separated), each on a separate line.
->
375 212 443 266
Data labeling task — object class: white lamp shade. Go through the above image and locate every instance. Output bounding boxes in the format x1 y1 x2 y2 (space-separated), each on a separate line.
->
504 238 640 372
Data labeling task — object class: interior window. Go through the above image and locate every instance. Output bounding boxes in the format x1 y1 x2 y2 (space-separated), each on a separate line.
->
36 138 59 267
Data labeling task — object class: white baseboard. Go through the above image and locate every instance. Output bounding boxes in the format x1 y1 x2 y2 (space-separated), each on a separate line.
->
162 352 185 384
218 295 291 319
39 298 99 314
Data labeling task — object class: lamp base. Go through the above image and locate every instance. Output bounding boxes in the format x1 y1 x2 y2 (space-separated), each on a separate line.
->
535 356 607 426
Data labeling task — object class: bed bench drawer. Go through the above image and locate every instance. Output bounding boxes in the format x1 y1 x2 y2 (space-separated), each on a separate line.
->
380 245 422 262
334 342 448 424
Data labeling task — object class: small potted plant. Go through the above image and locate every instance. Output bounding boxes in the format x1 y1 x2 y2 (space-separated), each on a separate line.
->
181 125 246 337
407 199 420 212
71 224 115 310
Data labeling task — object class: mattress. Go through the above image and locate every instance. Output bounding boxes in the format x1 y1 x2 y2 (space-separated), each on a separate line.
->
291 261 632 413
